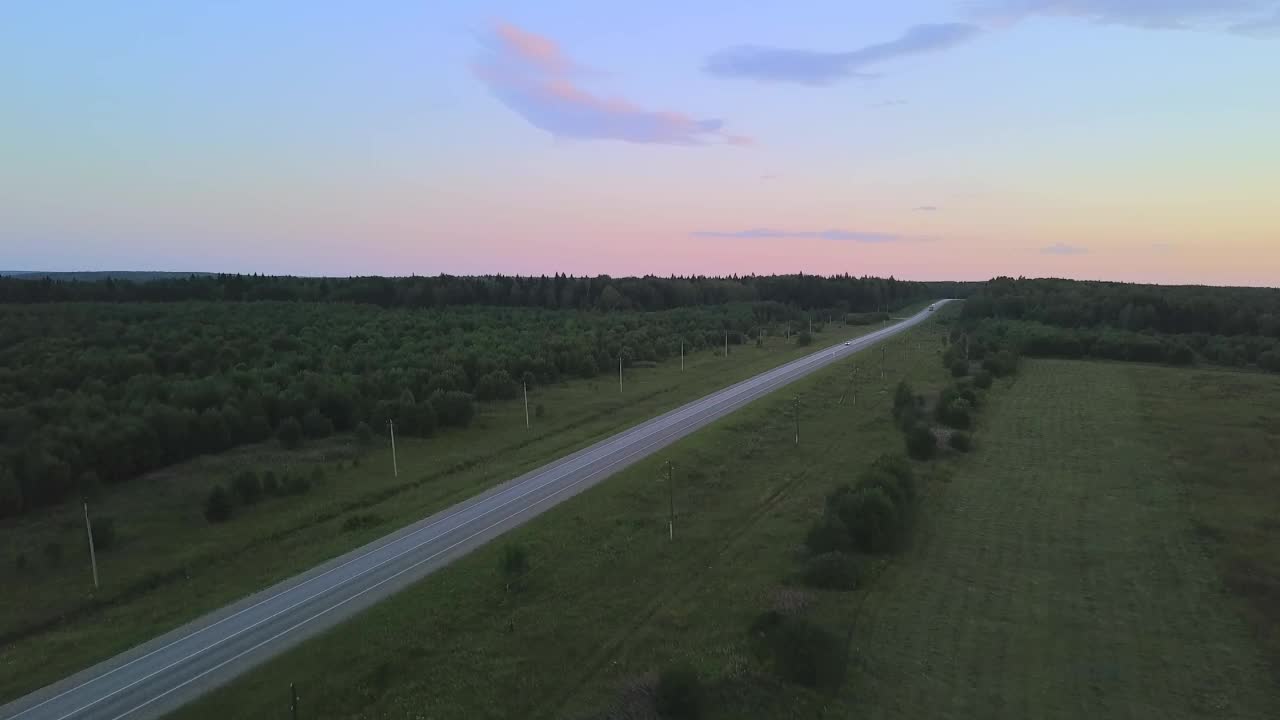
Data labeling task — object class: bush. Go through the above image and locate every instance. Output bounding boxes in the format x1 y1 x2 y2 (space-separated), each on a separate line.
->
973 370 993 389
949 432 973 453
937 398 973 430
796 331 813 347
474 370 520 402
804 514 851 555
354 421 374 446
834 488 899 553
870 454 916 502
655 665 702 719
44 541 63 566
277 417 304 449
232 470 262 505
430 390 476 427
90 517 117 550
801 552 860 590
751 613 848 690
261 470 280 495
301 409 334 439
950 360 970 378
535 403 546 418
283 473 311 495
905 425 937 460
500 543 529 591
78 471 103 500
204 485 233 523
342 513 381 532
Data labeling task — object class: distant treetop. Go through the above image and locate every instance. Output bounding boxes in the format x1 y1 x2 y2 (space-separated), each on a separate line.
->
0 273 972 311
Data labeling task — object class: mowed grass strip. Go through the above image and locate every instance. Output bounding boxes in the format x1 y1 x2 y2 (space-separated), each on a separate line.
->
169 321 957 720
0 323 880 703
848 359 1280 720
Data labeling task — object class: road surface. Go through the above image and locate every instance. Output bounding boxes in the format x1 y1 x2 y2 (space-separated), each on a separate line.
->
1 301 950 720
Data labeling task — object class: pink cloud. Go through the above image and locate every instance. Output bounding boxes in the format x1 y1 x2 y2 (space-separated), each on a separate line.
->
474 21 751 146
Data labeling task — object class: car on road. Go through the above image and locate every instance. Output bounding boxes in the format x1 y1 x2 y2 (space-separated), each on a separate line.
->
844 341 851 346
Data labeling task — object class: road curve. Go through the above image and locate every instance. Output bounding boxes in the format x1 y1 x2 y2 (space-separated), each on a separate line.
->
1 301 950 720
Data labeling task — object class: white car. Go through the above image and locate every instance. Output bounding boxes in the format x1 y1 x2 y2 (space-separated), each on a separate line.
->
844 341 851 346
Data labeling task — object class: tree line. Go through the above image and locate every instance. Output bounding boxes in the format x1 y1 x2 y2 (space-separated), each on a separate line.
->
0 292 935 519
0 272 968 312
959 278 1280 371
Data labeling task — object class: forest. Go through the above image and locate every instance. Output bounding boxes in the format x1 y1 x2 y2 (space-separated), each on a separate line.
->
0 272 970 311
959 278 1280 371
0 273 952 520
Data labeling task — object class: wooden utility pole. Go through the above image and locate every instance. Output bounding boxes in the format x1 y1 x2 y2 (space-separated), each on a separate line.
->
387 420 398 478
83 501 99 590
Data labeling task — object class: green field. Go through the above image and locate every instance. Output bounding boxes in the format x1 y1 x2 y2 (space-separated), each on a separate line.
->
169 315 957 720
172 347 1280 719
0 320 884 703
848 359 1280 719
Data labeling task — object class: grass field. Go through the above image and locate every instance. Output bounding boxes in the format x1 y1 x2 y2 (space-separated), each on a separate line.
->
172 345 1280 720
168 314 958 720
0 318 891 704
848 359 1280 719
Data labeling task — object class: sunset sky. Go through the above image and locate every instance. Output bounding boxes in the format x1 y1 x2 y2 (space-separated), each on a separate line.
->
3 1 1278 285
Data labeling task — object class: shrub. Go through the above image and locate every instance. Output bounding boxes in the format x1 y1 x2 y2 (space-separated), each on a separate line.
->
232 470 262 505
78 471 103 500
869 454 916 503
905 425 937 460
949 432 973 453
44 541 63 567
535 403 546 418
354 421 374 446
893 381 915 415
342 513 381 532
302 409 334 439
283 473 311 495
204 485 233 523
655 665 703 719
474 370 519 401
430 389 476 427
90 517 117 550
801 552 859 590
834 488 899 553
796 331 813 347
937 398 973 430
261 470 280 495
500 543 529 592
752 613 848 690
804 514 851 555
973 370 993 389
277 417 304 449
950 360 970 378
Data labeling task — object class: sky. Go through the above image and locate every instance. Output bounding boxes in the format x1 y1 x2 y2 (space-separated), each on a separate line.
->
2 1 1278 285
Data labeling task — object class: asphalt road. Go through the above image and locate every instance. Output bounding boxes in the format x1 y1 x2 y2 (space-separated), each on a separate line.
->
1 301 949 720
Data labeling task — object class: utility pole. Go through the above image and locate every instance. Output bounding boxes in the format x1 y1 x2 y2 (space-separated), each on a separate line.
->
793 396 800 447
724 332 728 358
881 347 887 381
680 340 684 372
290 682 298 720
387 419 398 478
619 355 624 393
83 500 99 590
666 460 675 540
523 382 530 429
